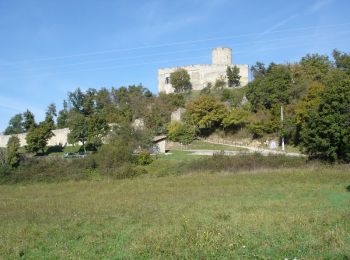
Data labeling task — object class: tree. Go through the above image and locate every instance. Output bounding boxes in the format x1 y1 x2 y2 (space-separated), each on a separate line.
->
170 68 191 93
4 114 23 135
6 136 21 167
246 65 293 111
300 70 350 162
247 109 279 138
332 49 350 75
300 54 332 81
26 120 54 154
67 112 89 152
226 65 241 87
68 112 109 152
167 122 196 144
22 110 36 131
222 105 250 132
68 88 85 114
251 61 266 79
214 77 226 89
57 100 69 129
185 95 228 130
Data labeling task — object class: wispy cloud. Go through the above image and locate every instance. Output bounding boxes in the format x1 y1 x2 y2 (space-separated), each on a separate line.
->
308 0 335 13
258 14 298 37
0 96 44 116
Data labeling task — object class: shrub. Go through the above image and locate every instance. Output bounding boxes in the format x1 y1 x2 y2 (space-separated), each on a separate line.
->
167 122 196 144
135 151 153 165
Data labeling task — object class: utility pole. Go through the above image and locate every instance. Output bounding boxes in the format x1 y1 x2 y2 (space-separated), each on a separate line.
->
281 106 285 151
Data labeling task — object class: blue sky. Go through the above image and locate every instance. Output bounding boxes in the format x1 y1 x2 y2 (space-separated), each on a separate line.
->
0 0 349 132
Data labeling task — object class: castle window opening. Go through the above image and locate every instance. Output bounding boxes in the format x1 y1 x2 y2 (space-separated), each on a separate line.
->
165 77 170 84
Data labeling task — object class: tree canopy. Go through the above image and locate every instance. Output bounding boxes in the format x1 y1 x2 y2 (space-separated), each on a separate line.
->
170 68 191 93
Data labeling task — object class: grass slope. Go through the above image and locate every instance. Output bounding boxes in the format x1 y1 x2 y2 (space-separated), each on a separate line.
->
1 169 350 258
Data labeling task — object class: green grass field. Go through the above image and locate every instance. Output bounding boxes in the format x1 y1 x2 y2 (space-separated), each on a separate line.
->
1 168 349 258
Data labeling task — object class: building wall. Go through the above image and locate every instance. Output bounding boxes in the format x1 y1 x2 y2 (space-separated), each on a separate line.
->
158 64 249 94
212 47 232 65
0 128 71 148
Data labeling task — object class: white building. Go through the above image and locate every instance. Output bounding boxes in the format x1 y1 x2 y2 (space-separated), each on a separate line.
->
158 47 249 94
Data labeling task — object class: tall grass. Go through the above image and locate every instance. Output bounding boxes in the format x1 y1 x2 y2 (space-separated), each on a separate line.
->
1 169 349 258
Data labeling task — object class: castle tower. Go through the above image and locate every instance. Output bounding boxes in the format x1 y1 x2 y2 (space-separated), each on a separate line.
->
212 47 232 65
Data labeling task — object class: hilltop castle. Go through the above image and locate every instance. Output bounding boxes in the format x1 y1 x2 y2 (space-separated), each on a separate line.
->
158 47 249 94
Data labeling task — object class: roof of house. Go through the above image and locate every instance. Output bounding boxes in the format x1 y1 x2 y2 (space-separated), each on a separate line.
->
153 135 167 142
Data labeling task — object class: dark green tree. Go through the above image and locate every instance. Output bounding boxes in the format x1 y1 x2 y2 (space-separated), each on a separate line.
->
226 65 241 87
251 61 266 79
170 68 191 93
68 112 109 152
246 65 293 111
26 120 54 154
57 100 69 129
6 136 21 167
300 54 332 81
68 88 85 114
332 49 350 75
22 110 36 131
300 70 350 162
4 114 23 135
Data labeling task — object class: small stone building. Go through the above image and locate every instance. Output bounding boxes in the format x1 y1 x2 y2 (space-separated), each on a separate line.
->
152 135 167 154
158 47 249 94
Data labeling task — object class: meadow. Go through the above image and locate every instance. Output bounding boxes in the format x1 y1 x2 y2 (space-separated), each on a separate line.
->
1 166 350 259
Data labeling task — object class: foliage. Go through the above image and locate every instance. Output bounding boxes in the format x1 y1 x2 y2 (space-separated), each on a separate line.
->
226 65 241 87
246 65 293 111
167 122 196 144
144 93 185 134
135 151 153 165
22 110 36 131
6 136 21 168
57 100 69 129
300 70 350 162
251 61 266 79
4 114 24 135
26 119 54 154
220 87 247 107
170 68 191 93
185 95 228 130
222 105 250 132
248 109 279 138
299 53 332 81
67 112 109 151
332 49 350 75
214 77 226 89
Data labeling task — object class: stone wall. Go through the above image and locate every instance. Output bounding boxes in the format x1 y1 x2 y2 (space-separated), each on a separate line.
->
0 128 71 148
171 108 186 122
158 64 249 94
158 47 249 94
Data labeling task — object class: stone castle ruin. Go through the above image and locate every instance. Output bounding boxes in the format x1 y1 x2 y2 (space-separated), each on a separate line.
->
158 47 249 94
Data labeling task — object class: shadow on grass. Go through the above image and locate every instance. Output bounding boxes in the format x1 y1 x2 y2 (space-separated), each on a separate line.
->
346 185 350 192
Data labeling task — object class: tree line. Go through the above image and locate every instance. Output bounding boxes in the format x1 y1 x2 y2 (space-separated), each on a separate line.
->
2 49 350 165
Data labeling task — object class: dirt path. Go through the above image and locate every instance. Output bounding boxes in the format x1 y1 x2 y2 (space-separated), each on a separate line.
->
198 140 305 157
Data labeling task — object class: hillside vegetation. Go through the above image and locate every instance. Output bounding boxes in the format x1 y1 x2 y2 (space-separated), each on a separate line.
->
1 49 350 179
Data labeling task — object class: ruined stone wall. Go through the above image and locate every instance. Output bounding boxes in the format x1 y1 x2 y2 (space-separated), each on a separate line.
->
158 64 249 94
0 128 71 148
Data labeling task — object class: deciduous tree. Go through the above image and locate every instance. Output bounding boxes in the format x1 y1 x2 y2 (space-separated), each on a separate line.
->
170 68 191 93
6 136 20 167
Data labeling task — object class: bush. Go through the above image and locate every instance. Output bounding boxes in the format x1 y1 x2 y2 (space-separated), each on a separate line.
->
135 151 153 165
167 122 196 145
185 153 308 173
